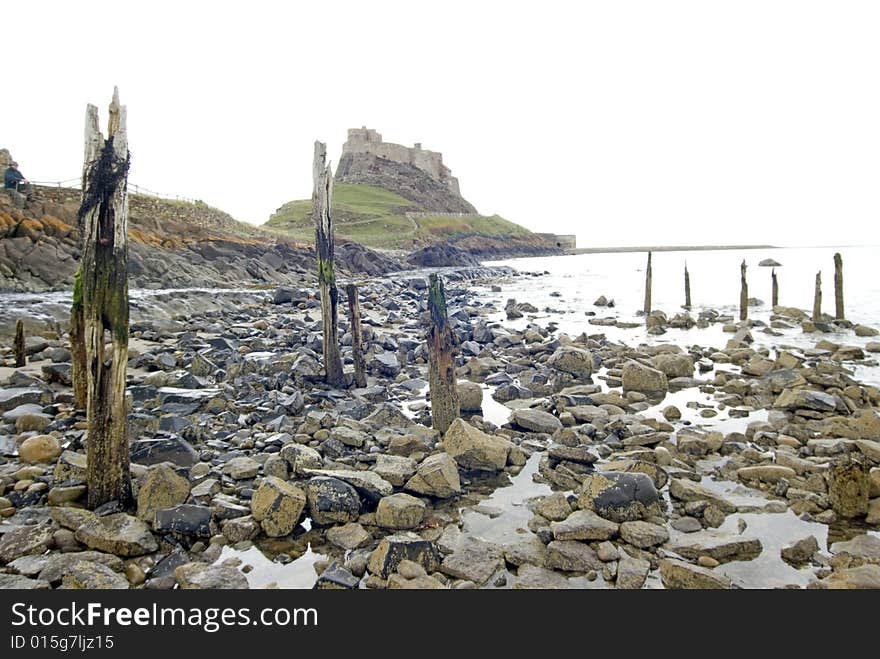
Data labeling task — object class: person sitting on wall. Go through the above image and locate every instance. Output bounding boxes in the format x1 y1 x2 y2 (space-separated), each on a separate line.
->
4 161 31 195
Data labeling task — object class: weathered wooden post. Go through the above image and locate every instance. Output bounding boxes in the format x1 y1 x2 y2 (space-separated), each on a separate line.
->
13 319 26 367
833 252 844 320
771 268 779 308
427 273 459 433
345 283 367 388
683 263 691 309
813 271 822 322
70 267 87 409
739 260 748 321
312 141 344 387
80 89 132 509
643 251 652 316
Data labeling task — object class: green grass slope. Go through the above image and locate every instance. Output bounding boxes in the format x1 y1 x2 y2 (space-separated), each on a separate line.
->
264 183 531 249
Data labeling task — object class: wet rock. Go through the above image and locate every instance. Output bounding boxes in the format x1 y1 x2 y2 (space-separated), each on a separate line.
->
220 516 260 543
828 462 870 518
154 505 213 538
75 513 159 557
376 493 426 530
622 361 668 394
326 522 372 550
404 453 462 499
316 562 361 589
306 477 362 525
547 347 593 378
619 521 669 548
137 463 191 521
671 537 763 564
367 532 442 578
130 436 199 467
457 382 484 412
659 558 733 589
304 469 391 504
531 492 573 522
547 540 603 572
668 478 736 513
781 535 820 566
551 510 619 541
616 555 651 589
62 561 130 589
18 434 61 464
440 537 505 585
511 408 562 434
175 562 248 589
577 472 661 522
442 418 511 472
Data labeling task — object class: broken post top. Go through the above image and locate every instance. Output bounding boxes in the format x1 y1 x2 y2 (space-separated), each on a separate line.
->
834 252 842 266
428 273 448 325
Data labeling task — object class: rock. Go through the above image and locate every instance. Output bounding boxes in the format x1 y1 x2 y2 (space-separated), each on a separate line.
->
812 565 880 589
222 456 259 480
371 351 401 376
577 472 661 522
548 444 598 465
316 562 361 589
404 453 462 499
773 388 837 412
854 439 880 463
373 454 417 487
663 405 681 421
17 434 61 464
137 463 191 521
0 523 54 563
130 435 199 467
830 534 880 565
502 536 550 568
247 477 306 537
154 505 213 537
302 469 392 503
62 561 129 589
547 347 593 377
659 558 733 589
759 258 781 267
551 510 620 541
672 537 763 564
75 513 159 557
35 552 125 584
668 478 736 513
273 286 309 305
781 535 820 566
737 465 797 484
440 537 505 585
326 522 371 550
854 325 879 337
220 516 260 544
828 462 870 518
514 564 570 589
531 492 573 522
306 477 362 525
15 412 50 433
376 493 426 530
0 388 46 413
547 540 603 572
511 408 562 434
457 382 484 412
280 443 323 474
442 418 511 472
175 562 248 589
650 353 694 379
367 532 442 578
616 555 651 589
619 521 669 548
622 361 668 394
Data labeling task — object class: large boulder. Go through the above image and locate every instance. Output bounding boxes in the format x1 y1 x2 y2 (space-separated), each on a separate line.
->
659 559 733 589
251 477 307 537
376 493 427 530
621 361 668 394
74 513 158 557
306 477 362 525
577 472 662 522
404 453 462 499
828 462 870 518
442 419 511 472
773 388 837 412
457 382 484 412
550 510 619 541
511 409 562 434
137 463 191 521
547 347 593 378
367 532 442 578
650 353 694 379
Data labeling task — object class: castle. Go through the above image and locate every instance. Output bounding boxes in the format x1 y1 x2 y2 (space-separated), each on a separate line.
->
341 127 462 198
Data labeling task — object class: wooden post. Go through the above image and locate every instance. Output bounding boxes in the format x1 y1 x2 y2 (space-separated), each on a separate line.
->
643 251 652 316
771 268 779 308
13 319 25 368
833 252 844 320
70 267 87 409
312 141 344 387
683 263 691 309
80 89 132 509
739 260 748 321
345 283 367 388
427 273 460 433
813 271 822 322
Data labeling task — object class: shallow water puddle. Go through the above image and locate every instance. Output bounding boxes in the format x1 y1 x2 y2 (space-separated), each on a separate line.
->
402 382 512 428
215 542 328 589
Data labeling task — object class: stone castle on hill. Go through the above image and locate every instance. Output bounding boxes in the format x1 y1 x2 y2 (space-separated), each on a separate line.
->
335 127 477 214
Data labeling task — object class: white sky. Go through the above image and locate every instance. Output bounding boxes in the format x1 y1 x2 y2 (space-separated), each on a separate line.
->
3 1 879 247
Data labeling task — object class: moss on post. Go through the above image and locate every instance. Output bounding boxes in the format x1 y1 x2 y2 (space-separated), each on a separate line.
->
70 266 87 409
427 273 460 433
80 89 132 509
13 319 25 368
345 283 367 388
312 141 344 387
739 260 748 321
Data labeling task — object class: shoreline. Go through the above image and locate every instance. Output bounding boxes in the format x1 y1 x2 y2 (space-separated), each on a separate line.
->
562 244 776 256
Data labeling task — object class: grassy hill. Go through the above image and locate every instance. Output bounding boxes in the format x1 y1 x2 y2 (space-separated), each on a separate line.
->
264 183 531 249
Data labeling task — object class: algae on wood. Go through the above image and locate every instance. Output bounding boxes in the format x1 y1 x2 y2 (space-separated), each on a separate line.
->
345 283 367 388
427 273 460 433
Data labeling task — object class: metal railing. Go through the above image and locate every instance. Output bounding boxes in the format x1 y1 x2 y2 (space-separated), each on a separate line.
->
29 178 199 205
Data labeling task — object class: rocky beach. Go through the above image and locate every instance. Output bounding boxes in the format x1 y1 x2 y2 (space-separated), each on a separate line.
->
1 254 879 590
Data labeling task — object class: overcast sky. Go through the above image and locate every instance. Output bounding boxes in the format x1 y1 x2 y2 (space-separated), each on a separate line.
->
3 1 879 247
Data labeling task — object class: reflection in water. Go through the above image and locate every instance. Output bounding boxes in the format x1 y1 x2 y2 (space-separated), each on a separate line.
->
215 542 328 589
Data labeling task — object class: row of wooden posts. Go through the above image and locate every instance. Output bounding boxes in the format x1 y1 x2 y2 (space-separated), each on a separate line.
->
38 90 461 513
642 251 846 323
